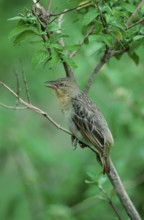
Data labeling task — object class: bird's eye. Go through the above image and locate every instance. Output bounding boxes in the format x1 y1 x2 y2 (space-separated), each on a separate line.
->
59 82 66 87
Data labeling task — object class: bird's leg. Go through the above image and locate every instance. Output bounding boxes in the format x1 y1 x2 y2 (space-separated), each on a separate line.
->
78 141 88 148
71 135 78 150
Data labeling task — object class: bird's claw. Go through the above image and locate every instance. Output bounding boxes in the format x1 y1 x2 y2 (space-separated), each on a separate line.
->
71 135 78 150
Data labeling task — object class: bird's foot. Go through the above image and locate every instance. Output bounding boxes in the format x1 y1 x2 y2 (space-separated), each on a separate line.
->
78 141 88 148
71 135 78 150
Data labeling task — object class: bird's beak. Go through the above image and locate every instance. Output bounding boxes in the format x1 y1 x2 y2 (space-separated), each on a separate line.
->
44 80 58 90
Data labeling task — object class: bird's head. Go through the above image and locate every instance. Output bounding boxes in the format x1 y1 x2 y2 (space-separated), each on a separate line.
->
45 77 79 99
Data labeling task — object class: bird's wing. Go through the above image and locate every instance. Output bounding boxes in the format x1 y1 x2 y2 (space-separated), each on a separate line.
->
72 99 105 153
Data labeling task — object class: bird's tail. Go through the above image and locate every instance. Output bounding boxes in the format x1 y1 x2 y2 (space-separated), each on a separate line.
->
102 155 110 174
96 153 110 174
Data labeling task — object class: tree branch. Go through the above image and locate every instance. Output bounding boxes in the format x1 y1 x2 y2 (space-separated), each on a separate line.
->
127 17 144 30
0 80 142 220
50 2 93 17
0 81 71 135
85 48 110 93
85 45 129 93
126 0 144 26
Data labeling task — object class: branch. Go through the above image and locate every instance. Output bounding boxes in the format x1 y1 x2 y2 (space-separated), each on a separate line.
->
127 17 144 30
126 0 144 26
85 48 110 93
50 2 93 17
0 103 27 110
69 24 95 58
0 81 71 135
85 45 129 93
0 80 142 220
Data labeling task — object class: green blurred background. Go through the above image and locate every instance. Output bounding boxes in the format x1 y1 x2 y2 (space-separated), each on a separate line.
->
0 0 144 219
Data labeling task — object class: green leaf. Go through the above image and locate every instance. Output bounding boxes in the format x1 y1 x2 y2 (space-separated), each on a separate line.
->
48 50 60 69
62 55 77 69
46 22 59 32
128 52 139 65
8 16 26 21
109 29 123 41
101 34 113 47
130 37 144 52
13 30 39 45
32 50 49 70
82 8 99 26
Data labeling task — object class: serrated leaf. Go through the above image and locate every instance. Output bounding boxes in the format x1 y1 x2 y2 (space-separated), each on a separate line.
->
122 3 136 13
9 25 36 39
48 51 60 68
110 29 123 41
8 16 26 21
130 37 144 52
101 34 113 47
32 50 49 70
13 30 39 45
82 8 99 25
133 35 144 41
63 44 80 51
128 52 139 65
62 55 77 69
46 22 59 32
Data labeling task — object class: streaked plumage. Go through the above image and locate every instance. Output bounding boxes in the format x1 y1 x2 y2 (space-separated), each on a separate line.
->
45 77 114 174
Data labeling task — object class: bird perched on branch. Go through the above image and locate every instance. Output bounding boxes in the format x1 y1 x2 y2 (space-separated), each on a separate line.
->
45 77 114 174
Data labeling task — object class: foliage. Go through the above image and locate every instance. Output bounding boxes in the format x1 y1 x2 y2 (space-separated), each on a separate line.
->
0 0 144 220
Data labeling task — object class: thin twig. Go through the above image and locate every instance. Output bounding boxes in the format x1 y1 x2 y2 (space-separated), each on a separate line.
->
108 198 122 220
50 2 92 17
57 12 76 81
0 103 27 110
126 17 144 30
69 24 95 58
20 60 31 103
85 45 129 93
96 2 107 31
47 0 52 11
0 80 142 219
0 81 71 135
85 48 110 93
127 0 144 26
14 68 20 105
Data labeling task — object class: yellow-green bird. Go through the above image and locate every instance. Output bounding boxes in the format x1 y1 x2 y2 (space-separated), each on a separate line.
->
45 77 114 174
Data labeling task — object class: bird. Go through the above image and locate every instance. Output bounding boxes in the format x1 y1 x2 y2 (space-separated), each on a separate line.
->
45 77 114 174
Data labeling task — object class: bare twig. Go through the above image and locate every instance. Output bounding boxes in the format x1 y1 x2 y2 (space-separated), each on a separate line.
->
14 68 20 105
50 2 92 17
0 81 71 135
108 198 122 220
69 24 95 58
127 17 144 30
57 12 76 81
47 0 52 11
0 103 27 110
127 0 144 26
85 48 110 93
20 60 31 103
85 45 129 93
0 80 142 220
